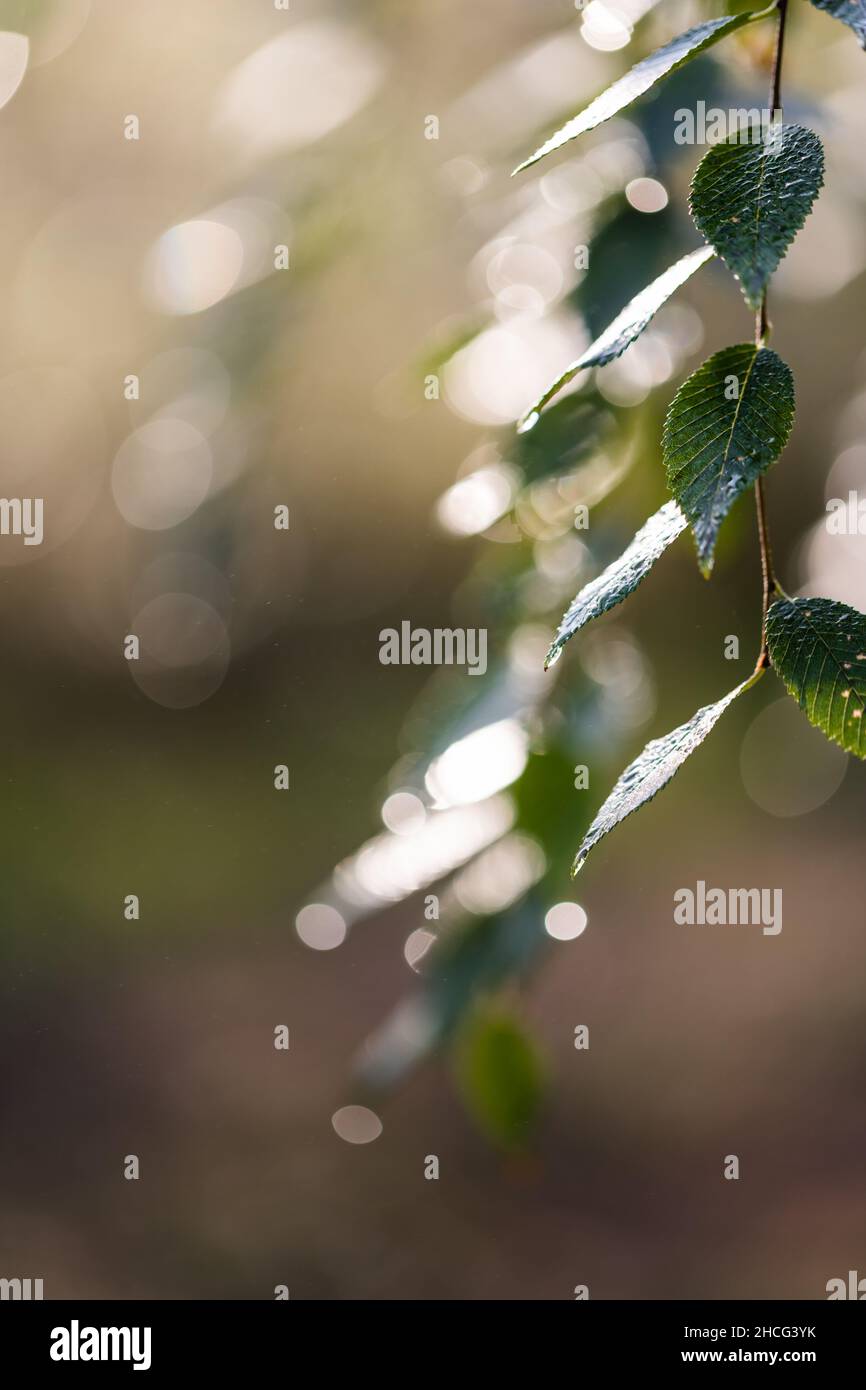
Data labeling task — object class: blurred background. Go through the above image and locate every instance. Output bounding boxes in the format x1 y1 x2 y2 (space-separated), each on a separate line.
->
0 0 865 1300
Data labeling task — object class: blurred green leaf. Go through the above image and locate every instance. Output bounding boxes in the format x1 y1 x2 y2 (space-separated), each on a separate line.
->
453 1007 545 1149
636 54 726 169
511 390 615 485
572 203 682 340
512 746 586 859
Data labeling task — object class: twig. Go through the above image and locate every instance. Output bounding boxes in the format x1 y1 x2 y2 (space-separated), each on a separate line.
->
752 0 789 671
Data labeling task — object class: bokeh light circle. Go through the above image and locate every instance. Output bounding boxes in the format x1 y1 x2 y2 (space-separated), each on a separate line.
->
740 697 847 817
112 419 212 530
127 593 230 710
331 1105 383 1145
296 903 347 951
544 901 588 940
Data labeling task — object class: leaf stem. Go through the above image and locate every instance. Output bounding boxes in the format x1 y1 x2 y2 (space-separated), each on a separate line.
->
769 0 789 116
754 476 777 667
752 0 789 672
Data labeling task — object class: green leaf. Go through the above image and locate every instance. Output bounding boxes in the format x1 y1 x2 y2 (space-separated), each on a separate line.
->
453 1007 545 1149
519 247 715 432
690 123 824 310
576 202 681 339
546 501 687 669
513 391 614 484
809 0 866 46
513 11 771 174
767 596 866 757
662 343 795 576
574 676 758 873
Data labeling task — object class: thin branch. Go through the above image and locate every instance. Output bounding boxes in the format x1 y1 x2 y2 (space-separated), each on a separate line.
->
754 477 776 667
752 0 789 671
769 0 789 116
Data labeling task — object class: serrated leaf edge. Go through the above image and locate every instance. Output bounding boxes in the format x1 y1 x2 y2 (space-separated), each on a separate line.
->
518 246 715 434
573 669 764 874
767 596 866 758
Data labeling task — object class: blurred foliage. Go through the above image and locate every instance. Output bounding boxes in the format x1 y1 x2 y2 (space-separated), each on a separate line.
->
334 43 752 1123
453 1006 546 1150
0 0 863 1300
299 5 866 1146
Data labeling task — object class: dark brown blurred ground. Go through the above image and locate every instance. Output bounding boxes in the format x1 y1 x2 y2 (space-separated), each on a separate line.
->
3 791 865 1299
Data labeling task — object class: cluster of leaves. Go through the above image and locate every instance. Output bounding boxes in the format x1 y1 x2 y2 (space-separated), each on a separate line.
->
312 2 865 1146
518 0 866 876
